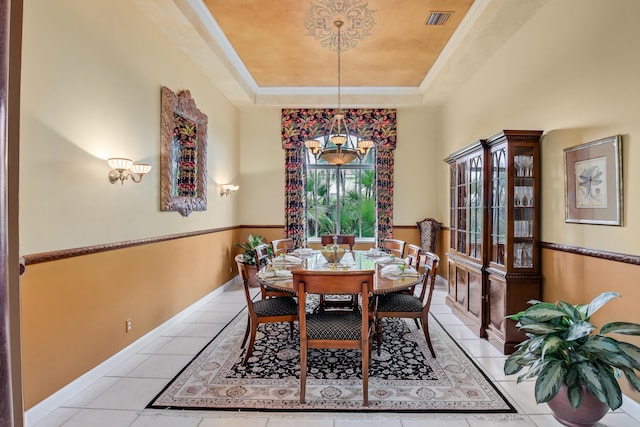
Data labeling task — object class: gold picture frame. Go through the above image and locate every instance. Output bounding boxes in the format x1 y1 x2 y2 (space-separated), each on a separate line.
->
564 135 622 225
160 86 208 216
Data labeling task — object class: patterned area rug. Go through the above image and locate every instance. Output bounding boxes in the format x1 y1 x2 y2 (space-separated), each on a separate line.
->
147 307 515 412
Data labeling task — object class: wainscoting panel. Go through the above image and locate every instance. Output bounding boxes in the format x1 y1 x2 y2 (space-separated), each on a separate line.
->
20 229 235 409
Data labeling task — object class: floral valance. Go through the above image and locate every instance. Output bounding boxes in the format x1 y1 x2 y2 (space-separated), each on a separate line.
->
281 108 397 150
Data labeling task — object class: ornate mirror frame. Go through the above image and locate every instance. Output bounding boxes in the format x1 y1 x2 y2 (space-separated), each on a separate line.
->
160 86 208 216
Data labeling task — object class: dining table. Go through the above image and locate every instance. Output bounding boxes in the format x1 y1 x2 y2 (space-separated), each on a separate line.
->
256 249 424 296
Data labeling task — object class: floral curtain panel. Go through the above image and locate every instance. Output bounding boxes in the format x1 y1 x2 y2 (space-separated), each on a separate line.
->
281 108 397 248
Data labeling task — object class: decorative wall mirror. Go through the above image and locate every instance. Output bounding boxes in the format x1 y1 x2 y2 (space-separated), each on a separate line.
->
160 86 208 216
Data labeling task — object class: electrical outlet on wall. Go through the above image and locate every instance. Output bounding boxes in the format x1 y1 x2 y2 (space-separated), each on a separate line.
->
125 319 132 333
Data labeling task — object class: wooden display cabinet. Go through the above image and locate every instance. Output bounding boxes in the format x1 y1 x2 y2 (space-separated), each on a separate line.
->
445 140 487 337
445 130 542 354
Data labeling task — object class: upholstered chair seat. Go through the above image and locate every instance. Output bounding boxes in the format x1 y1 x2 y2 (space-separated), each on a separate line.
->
253 297 298 317
374 252 439 358
306 312 362 340
376 293 423 313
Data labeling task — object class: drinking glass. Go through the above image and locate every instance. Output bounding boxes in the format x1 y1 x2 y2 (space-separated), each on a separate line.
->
526 187 534 207
514 243 522 268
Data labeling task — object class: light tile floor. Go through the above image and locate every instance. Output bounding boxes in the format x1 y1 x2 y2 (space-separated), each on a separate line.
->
31 279 640 427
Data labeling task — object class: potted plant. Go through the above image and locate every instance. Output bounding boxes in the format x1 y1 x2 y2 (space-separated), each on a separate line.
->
504 291 640 426
235 234 270 287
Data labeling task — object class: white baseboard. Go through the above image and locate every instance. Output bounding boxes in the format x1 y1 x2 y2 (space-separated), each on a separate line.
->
623 394 640 422
24 277 238 426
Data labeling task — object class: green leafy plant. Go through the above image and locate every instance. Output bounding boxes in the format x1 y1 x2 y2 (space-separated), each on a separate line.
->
235 234 270 266
504 292 640 410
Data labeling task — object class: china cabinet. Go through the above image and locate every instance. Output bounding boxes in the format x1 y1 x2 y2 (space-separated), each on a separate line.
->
445 140 487 338
445 130 542 354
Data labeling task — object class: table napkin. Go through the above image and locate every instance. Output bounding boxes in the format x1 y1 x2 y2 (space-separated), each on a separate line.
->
257 269 292 281
295 248 314 256
375 256 405 265
271 255 302 265
381 264 418 278
367 248 385 257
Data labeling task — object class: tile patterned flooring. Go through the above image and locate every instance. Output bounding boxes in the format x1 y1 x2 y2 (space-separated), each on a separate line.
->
30 279 640 427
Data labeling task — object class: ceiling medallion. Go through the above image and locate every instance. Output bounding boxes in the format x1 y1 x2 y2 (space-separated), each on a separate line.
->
304 0 375 52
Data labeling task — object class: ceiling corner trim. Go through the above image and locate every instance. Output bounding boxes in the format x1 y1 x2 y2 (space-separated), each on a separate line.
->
419 0 490 92
179 0 259 94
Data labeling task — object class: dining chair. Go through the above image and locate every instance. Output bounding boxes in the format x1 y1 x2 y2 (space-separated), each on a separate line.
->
272 238 294 256
383 238 406 258
401 243 423 297
374 252 439 358
238 261 298 366
416 217 442 254
405 244 422 270
253 243 272 267
318 234 357 310
253 243 291 299
293 269 375 406
320 234 355 251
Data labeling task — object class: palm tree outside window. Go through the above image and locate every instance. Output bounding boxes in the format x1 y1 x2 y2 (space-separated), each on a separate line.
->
305 135 376 239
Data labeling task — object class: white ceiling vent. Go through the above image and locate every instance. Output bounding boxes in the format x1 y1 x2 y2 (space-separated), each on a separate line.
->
426 11 452 26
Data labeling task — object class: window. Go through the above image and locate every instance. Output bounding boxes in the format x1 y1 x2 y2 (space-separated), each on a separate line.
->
281 108 397 249
305 139 376 239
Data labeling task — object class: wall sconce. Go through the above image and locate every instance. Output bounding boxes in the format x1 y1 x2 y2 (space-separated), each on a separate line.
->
107 158 152 185
219 184 239 196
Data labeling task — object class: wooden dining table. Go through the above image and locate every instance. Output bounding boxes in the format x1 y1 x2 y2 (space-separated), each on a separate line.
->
256 250 424 296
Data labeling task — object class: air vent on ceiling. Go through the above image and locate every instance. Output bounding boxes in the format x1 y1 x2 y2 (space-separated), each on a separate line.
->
426 11 452 26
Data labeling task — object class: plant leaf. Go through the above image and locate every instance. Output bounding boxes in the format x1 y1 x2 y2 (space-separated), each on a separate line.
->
576 362 607 404
582 335 621 353
506 310 526 321
600 321 640 336
595 360 623 410
586 292 620 319
575 303 589 319
504 356 523 375
522 306 567 322
566 366 579 387
583 336 636 370
622 367 640 393
616 341 640 370
567 383 583 409
556 301 581 321
517 318 564 335
534 359 564 403
565 320 595 341
541 335 564 359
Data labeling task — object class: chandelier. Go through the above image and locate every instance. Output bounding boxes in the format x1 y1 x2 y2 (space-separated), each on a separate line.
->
304 20 374 165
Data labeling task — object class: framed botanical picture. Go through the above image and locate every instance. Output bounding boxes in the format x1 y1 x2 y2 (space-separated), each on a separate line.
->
564 135 622 225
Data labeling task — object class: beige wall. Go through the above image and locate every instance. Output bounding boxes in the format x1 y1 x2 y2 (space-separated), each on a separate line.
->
20 0 240 255
238 107 444 226
438 0 640 256
21 231 237 409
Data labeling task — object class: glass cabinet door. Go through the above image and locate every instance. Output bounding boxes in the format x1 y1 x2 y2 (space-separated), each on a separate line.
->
513 148 535 269
489 148 506 266
449 164 456 251
456 162 467 254
468 154 483 260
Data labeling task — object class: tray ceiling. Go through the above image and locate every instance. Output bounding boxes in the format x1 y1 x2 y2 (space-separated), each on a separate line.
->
134 0 547 108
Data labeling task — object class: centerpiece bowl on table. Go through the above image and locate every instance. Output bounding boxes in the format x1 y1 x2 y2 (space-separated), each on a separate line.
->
320 247 347 264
